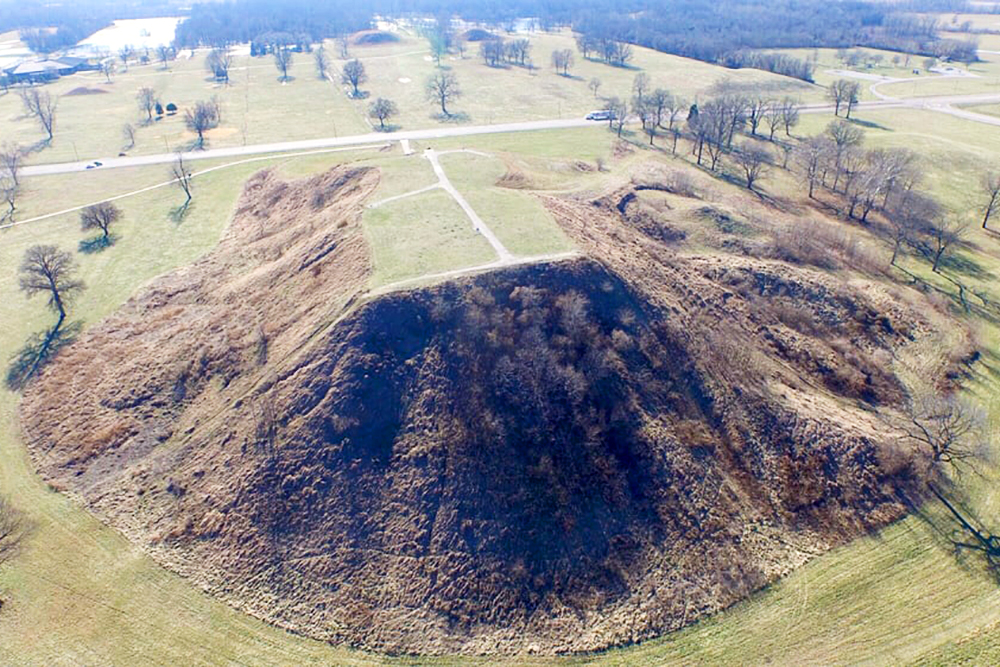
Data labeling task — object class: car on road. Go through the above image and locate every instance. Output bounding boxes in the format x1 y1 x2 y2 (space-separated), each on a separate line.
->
586 110 614 121
85 161 104 169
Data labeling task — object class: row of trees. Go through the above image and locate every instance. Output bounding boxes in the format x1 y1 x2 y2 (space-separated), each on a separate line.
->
793 121 969 272
575 34 633 68
685 87 800 169
480 37 532 68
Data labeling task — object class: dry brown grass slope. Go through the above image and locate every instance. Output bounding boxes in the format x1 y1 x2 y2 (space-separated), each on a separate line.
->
19 161 969 657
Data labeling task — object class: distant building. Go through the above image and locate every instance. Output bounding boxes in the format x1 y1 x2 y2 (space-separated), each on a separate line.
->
7 60 63 84
3 55 99 84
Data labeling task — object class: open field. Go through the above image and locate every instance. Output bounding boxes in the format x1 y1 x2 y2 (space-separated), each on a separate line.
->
437 151 573 256
0 53 370 165
0 29 820 167
364 187 496 286
333 29 818 129
6 43 1000 662
874 52 1000 99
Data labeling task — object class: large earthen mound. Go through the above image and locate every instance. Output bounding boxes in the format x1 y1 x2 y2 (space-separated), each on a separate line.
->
21 164 961 655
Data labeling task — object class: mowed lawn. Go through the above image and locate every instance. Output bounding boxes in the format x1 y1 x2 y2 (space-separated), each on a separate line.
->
437 151 573 257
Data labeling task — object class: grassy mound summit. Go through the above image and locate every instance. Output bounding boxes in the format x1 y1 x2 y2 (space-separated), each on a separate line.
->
20 164 962 655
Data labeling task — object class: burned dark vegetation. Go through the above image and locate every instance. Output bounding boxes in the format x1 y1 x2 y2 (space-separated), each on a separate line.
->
18 162 969 654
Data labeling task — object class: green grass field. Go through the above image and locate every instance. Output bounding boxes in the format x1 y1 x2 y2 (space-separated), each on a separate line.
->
6 37 1000 664
437 151 574 256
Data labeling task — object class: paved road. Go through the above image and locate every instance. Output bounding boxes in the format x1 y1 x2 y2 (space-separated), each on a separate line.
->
21 118 595 177
21 89 1000 179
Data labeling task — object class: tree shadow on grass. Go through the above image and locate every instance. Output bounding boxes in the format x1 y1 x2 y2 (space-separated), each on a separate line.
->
78 234 117 254
913 483 1000 584
6 321 81 391
169 201 192 223
937 249 989 280
431 111 471 124
847 117 893 131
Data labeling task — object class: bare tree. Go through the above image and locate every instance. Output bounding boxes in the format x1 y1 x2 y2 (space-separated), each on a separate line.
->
425 71 461 116
736 144 772 191
314 46 330 80
641 88 666 128
80 201 121 242
19 245 84 329
118 44 134 71
19 88 57 141
927 216 968 273
826 120 865 191
122 123 136 150
763 105 783 141
336 36 350 59
633 98 656 144
827 79 860 117
100 59 116 83
632 72 650 103
206 48 232 84
779 97 801 136
746 96 773 136
156 45 174 69
185 100 220 148
588 77 602 98
368 97 398 130
980 171 1000 229
844 80 861 118
341 59 367 97
0 143 22 187
899 394 984 470
0 176 17 223
506 38 531 66
608 96 628 137
0 495 26 567
274 47 293 83
480 38 506 67
171 154 193 204
136 86 157 123
690 99 731 170
551 49 574 76
794 136 830 199
886 190 939 266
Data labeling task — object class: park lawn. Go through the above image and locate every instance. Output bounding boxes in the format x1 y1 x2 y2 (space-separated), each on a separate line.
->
874 56 1000 98
438 151 574 256
960 101 1000 120
774 46 926 102
0 49 370 166
363 187 496 287
260 29 816 135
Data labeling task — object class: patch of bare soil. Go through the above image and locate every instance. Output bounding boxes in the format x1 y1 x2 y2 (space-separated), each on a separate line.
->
20 163 967 656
